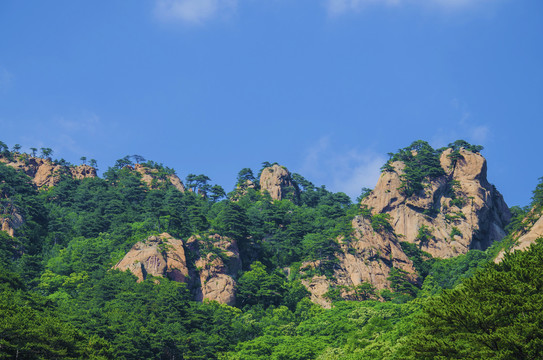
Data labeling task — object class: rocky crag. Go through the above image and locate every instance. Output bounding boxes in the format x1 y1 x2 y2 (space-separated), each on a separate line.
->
187 234 241 306
362 147 510 258
495 209 543 262
301 215 418 307
299 143 511 306
0 155 97 189
132 163 185 192
259 164 299 202
114 233 241 305
0 155 97 237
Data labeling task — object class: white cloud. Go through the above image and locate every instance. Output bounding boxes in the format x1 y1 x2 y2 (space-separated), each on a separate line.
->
325 0 494 16
301 136 386 199
331 151 386 199
300 136 331 178
154 0 237 25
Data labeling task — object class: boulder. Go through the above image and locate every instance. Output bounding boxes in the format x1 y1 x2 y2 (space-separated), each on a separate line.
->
113 233 189 283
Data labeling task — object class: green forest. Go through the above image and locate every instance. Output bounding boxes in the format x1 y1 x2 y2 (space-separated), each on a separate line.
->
0 140 542 359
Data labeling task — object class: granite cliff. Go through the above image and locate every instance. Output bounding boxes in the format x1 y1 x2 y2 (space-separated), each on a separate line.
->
301 215 418 307
362 147 510 258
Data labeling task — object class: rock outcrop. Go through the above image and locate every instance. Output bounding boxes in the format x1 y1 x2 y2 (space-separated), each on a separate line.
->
362 148 510 258
0 206 24 237
0 155 96 189
259 164 299 201
187 234 241 306
301 215 418 307
495 209 543 263
114 233 241 305
133 164 185 192
113 233 189 283
70 164 97 180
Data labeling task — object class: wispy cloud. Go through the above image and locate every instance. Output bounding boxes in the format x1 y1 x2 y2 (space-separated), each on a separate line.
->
431 98 490 148
326 0 400 17
154 0 238 25
301 136 386 199
0 66 13 93
152 0 497 25
325 0 494 16
16 112 116 162
54 113 102 135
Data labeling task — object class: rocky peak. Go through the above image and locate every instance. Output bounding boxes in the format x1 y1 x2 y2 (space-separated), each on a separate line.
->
259 164 299 201
0 155 96 189
133 163 185 192
362 147 510 258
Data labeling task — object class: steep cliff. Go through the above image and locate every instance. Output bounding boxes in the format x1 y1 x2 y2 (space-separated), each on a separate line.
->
362 146 510 258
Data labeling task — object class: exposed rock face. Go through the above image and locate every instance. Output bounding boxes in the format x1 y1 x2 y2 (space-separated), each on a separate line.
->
0 206 24 237
113 233 189 283
0 156 96 189
134 164 185 192
495 210 543 263
362 149 510 258
187 234 241 306
301 216 418 308
301 275 331 308
70 164 97 180
114 233 241 305
259 164 298 201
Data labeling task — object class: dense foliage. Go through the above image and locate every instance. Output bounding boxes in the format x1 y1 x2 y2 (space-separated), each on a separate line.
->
0 142 541 359
409 239 543 359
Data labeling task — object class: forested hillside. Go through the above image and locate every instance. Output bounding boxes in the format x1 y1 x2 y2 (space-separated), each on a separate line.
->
0 139 542 359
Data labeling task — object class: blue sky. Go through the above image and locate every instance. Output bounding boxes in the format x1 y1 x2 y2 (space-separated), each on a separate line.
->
0 0 541 207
